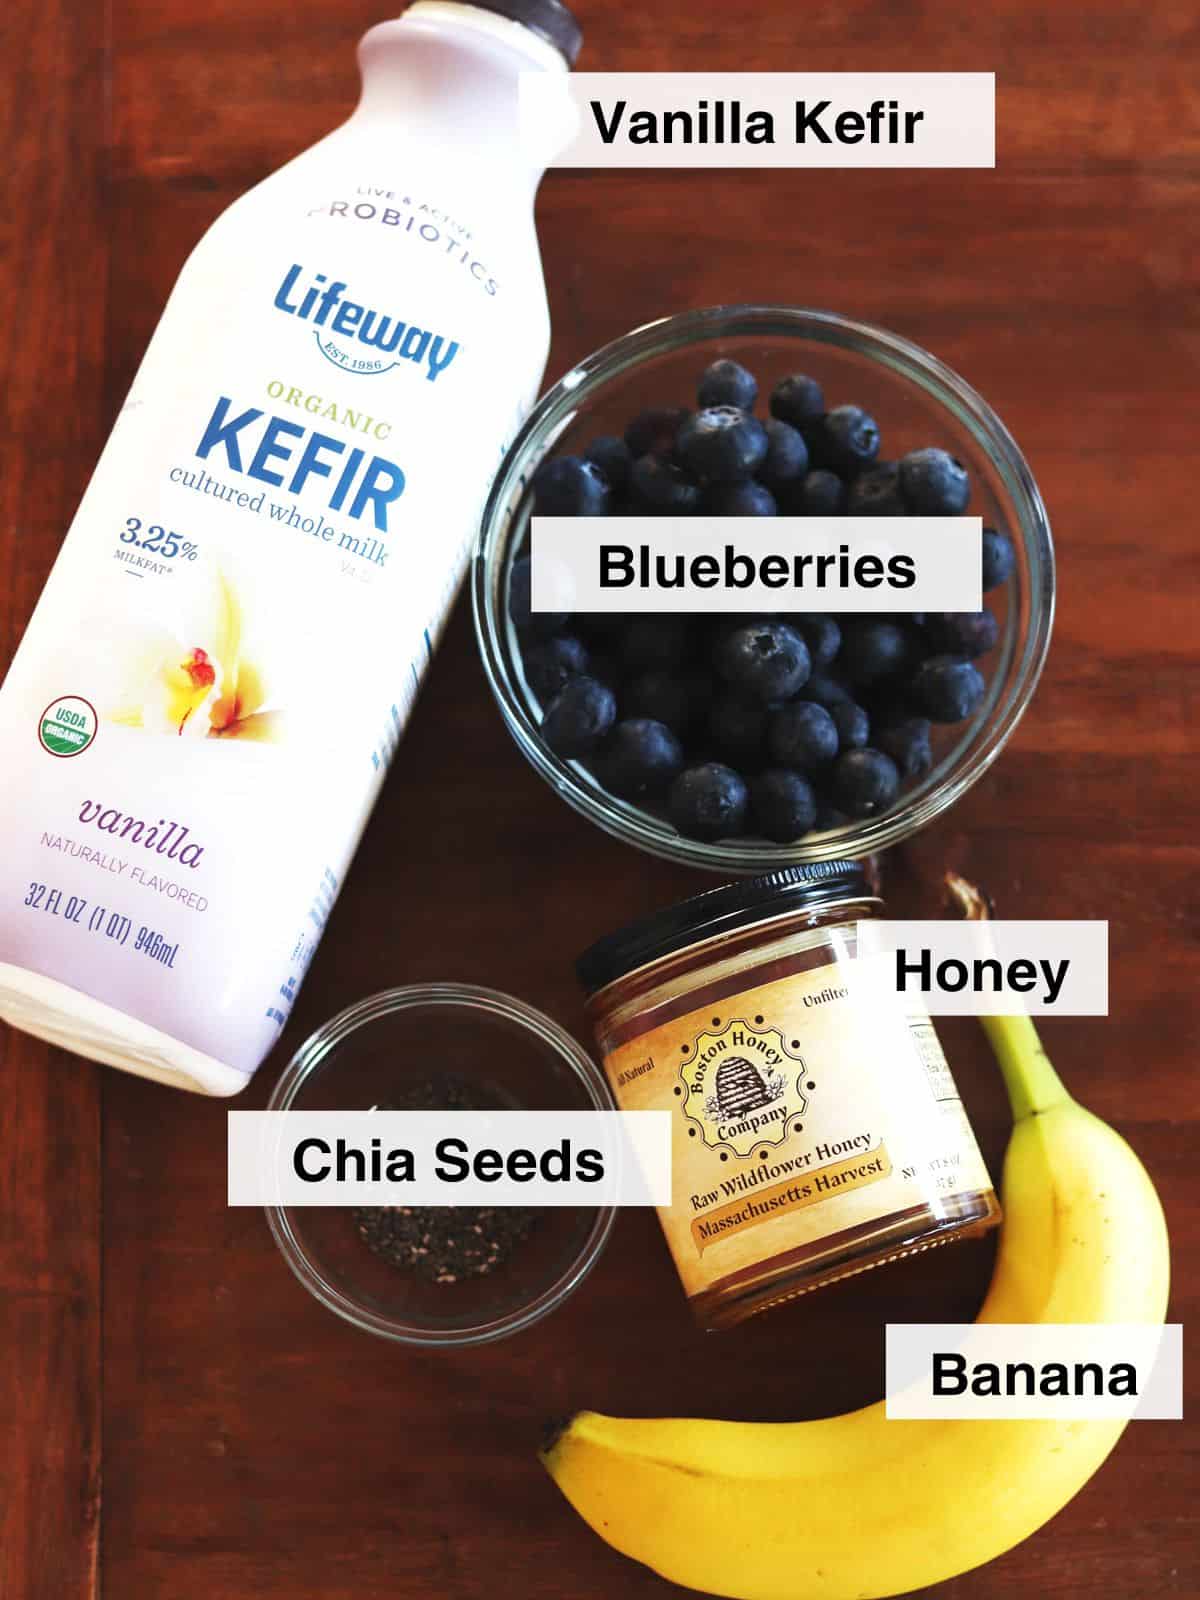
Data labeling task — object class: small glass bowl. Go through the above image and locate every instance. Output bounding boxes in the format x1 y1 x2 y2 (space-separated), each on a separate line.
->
473 305 1055 871
265 984 615 1346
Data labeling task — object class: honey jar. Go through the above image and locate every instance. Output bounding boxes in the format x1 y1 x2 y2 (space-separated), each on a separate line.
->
577 864 1001 1330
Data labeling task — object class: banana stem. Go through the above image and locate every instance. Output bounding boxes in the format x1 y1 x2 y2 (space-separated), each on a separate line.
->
978 1013 1070 1121
943 872 1072 1122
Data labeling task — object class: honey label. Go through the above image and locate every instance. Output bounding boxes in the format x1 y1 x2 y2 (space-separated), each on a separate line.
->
601 962 994 1300
690 1144 893 1254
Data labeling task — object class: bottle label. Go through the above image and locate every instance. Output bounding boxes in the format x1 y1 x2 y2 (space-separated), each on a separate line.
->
0 173 545 1081
600 963 994 1301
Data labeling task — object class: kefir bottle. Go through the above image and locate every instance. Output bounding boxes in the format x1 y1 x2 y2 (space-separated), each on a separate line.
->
0 0 581 1092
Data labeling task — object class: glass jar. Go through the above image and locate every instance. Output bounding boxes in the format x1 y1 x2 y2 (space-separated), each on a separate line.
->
578 864 1001 1331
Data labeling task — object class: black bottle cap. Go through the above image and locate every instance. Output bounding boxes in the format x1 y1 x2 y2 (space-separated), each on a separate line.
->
576 863 872 996
455 0 583 64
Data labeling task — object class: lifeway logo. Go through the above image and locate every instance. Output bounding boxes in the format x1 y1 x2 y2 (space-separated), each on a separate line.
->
273 263 461 382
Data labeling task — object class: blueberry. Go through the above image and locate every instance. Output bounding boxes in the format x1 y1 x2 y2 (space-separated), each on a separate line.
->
508 554 568 636
803 670 854 708
594 718 684 800
831 700 870 750
585 651 621 692
815 804 851 832
792 613 841 669
837 620 917 686
532 455 610 517
925 610 999 659
572 611 631 643
707 691 769 768
875 716 933 779
769 373 825 431
677 407 769 483
858 678 915 731
630 454 702 514
509 554 534 629
668 763 749 842
541 675 617 758
767 701 839 773
911 656 986 723
981 527 1016 591
624 407 691 459
750 769 818 842
583 435 633 495
758 419 809 490
795 469 847 517
523 633 589 701
623 670 695 736
715 620 811 703
705 480 777 516
831 748 901 818
899 447 971 515
846 460 905 517
678 663 717 730
697 358 758 411
618 616 691 675
812 405 881 476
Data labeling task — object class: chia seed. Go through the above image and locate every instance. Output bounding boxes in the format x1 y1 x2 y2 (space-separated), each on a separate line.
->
352 1073 538 1284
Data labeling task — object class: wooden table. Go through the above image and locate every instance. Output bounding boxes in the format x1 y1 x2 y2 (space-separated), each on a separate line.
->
2 1 1196 1595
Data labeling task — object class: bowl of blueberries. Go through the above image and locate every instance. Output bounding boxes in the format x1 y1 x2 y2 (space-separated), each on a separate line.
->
473 305 1054 870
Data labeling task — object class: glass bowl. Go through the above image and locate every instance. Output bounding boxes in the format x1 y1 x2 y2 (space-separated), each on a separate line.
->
264 984 615 1346
473 305 1055 871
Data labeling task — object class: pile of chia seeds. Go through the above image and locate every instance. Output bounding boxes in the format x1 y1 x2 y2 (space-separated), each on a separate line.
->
352 1074 538 1285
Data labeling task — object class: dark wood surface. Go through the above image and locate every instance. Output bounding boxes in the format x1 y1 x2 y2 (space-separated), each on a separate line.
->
2 2 1197 1596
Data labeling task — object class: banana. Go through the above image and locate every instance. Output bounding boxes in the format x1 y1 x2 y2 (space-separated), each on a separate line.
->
542 883 1170 1600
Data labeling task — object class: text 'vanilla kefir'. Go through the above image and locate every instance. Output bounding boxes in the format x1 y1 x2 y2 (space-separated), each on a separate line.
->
0 0 582 1093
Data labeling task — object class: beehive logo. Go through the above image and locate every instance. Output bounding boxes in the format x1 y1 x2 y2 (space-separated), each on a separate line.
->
678 1017 807 1159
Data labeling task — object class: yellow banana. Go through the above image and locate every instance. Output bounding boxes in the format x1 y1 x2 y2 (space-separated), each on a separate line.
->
543 893 1170 1600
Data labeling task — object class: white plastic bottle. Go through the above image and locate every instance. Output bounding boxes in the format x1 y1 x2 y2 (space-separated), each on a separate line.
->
0 0 581 1093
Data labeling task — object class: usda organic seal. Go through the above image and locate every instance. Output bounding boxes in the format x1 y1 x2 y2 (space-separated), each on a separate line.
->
38 695 97 757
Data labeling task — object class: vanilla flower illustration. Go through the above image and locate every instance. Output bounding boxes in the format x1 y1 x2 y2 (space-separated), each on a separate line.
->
109 571 284 742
